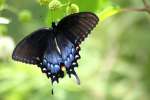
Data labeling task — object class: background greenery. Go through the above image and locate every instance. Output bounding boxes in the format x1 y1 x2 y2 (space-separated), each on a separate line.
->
0 0 150 100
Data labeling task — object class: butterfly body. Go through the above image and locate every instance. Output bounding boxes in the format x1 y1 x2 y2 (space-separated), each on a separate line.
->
12 12 99 85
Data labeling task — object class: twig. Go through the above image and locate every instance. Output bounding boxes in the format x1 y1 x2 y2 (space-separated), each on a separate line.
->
122 8 147 12
143 0 149 8
121 0 150 14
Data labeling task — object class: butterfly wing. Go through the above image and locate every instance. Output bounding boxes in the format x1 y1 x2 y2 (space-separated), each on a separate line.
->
56 34 81 84
41 37 64 83
56 12 99 44
55 12 99 84
12 28 50 64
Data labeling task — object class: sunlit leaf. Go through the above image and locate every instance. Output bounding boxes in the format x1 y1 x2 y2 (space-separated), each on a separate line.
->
98 6 120 22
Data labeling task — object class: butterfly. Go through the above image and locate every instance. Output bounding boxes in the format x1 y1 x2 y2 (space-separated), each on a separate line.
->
12 12 99 90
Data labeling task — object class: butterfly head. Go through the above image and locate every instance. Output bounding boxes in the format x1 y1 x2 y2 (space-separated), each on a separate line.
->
52 22 56 29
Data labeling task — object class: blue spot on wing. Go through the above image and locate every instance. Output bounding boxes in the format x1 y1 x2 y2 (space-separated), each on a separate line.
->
52 64 60 73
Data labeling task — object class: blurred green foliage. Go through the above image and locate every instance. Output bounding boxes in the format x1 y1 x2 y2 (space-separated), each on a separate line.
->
0 0 150 100
18 10 32 23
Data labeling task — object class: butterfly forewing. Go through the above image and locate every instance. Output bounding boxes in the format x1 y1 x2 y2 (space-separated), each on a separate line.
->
56 12 99 44
12 28 50 64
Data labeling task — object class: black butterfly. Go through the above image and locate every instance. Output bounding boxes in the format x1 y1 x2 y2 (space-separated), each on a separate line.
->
12 12 99 87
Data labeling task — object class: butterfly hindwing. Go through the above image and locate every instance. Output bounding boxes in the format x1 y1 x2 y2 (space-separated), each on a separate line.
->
56 34 76 67
56 12 99 44
12 28 50 64
56 34 81 84
41 37 64 83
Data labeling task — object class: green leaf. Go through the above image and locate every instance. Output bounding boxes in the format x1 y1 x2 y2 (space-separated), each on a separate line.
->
98 6 120 22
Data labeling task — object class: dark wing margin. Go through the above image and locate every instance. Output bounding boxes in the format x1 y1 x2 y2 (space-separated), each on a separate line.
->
56 12 99 44
12 28 50 64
